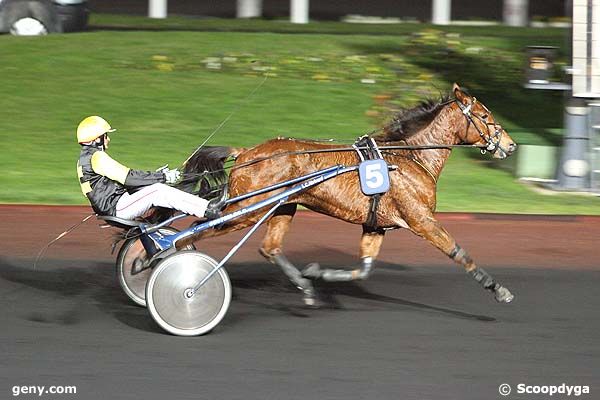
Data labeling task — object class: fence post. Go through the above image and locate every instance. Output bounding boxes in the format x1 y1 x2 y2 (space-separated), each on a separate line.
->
149 0 167 19
237 0 262 18
291 0 309 24
432 0 451 25
503 0 529 27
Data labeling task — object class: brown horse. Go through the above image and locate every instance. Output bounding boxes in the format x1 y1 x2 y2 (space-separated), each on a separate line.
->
179 84 517 307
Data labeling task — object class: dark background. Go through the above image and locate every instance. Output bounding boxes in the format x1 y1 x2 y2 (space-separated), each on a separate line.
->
87 0 567 21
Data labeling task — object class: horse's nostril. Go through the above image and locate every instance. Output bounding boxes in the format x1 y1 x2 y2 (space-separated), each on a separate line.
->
509 143 517 153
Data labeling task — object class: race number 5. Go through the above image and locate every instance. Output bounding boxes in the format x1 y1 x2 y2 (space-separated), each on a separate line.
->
359 159 390 195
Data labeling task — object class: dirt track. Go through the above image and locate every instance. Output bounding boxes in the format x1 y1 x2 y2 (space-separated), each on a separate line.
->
1 205 599 399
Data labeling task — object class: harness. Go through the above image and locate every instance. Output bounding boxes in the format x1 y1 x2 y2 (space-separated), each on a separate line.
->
352 135 386 229
353 135 383 162
455 98 505 155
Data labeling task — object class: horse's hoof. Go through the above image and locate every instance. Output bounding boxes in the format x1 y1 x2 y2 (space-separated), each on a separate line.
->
494 286 514 303
302 288 322 309
302 263 322 279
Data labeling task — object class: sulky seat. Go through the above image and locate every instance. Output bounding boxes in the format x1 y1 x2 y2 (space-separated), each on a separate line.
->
97 215 143 230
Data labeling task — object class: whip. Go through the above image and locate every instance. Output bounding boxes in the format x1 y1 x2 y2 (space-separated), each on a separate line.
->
181 74 269 168
33 213 95 270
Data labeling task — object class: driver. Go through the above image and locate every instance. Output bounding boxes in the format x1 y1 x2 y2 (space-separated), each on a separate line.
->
76 116 221 221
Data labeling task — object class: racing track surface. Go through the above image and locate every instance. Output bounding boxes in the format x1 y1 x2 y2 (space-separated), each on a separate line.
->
1 205 598 400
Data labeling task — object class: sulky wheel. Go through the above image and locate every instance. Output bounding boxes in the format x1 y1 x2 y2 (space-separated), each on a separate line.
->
116 227 194 307
145 250 232 336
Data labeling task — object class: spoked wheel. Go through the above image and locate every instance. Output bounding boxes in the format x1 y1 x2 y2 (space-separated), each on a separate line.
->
116 227 194 307
146 250 232 336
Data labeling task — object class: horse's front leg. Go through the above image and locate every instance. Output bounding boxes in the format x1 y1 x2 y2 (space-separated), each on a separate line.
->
408 214 514 303
302 226 385 282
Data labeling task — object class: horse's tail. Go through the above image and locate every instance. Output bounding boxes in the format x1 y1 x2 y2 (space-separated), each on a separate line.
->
179 145 245 197
147 146 244 223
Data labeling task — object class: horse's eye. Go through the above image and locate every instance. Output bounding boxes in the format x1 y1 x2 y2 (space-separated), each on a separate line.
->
481 114 488 120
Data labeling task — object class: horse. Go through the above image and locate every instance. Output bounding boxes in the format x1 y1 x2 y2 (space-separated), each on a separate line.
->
177 84 518 307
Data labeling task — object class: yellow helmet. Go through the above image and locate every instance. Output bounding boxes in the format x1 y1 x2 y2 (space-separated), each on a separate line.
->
76 116 116 143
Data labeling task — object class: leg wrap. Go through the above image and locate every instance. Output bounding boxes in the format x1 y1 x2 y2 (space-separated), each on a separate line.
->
271 254 312 291
450 244 473 267
468 267 497 291
306 257 374 282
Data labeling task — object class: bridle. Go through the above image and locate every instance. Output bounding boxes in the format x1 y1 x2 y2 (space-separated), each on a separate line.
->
455 97 505 155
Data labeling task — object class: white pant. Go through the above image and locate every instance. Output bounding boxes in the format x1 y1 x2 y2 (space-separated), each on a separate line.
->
115 183 209 220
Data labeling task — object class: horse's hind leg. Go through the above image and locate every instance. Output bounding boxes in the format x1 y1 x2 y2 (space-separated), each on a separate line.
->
259 204 319 307
408 213 514 303
302 226 385 282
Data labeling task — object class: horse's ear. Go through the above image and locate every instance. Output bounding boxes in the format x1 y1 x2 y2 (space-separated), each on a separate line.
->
453 83 469 104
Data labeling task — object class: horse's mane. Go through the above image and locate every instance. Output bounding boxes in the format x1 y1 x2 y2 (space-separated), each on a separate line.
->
374 94 451 143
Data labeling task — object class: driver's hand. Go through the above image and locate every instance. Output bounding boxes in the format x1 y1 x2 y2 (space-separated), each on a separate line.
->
164 169 181 184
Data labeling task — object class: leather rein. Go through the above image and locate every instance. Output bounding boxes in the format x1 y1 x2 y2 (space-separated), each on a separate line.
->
185 97 502 177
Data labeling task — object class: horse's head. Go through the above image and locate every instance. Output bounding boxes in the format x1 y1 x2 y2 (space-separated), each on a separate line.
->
452 83 517 159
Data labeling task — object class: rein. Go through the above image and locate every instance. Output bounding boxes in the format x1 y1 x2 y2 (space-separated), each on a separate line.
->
182 96 499 180
182 143 486 179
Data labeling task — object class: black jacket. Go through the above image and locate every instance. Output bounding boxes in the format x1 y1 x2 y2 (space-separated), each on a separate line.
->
77 145 165 216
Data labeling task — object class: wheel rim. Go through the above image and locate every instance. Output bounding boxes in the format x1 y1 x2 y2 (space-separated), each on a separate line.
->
146 251 231 336
10 18 48 36
117 227 193 307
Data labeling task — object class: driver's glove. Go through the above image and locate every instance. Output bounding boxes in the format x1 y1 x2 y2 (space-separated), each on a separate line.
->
164 168 181 184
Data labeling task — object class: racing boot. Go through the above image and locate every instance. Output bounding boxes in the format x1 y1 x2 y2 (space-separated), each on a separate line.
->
204 197 226 220
204 185 228 220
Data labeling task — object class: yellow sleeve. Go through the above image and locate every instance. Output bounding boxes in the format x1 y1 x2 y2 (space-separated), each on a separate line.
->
91 151 131 185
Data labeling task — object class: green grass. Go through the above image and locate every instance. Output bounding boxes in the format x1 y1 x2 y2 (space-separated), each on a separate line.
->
0 17 598 214
437 150 599 214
